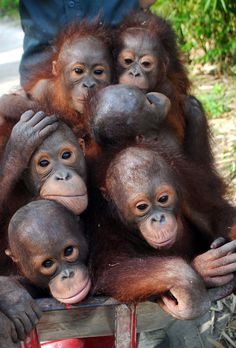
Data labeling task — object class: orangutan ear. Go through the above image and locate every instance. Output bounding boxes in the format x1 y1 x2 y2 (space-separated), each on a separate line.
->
78 138 86 156
5 249 19 263
52 60 59 76
135 134 145 144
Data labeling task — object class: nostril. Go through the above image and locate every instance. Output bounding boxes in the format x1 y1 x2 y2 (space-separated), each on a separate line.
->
83 82 95 89
61 270 75 280
69 271 75 278
55 172 71 181
151 215 166 224
65 173 71 180
129 71 140 77
129 70 140 77
160 215 166 224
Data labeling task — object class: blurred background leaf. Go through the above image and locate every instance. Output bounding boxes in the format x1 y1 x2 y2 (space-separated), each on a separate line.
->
151 0 236 73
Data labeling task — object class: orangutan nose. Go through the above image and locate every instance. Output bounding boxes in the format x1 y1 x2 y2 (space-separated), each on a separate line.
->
61 270 75 280
160 214 166 224
55 171 71 181
83 78 96 89
151 214 166 224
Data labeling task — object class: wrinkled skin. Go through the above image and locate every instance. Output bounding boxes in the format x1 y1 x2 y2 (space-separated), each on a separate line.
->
154 259 211 319
0 277 41 343
88 83 236 291
0 311 19 348
25 120 88 215
118 29 159 92
54 37 112 113
0 110 58 215
105 147 180 250
6 200 91 305
192 238 236 288
6 110 58 165
89 212 211 320
0 112 88 216
31 36 112 114
0 112 89 292
105 147 236 289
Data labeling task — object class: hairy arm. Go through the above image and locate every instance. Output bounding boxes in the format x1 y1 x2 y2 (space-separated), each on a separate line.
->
93 255 210 320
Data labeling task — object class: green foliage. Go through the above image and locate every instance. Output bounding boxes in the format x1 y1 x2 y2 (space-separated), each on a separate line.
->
151 0 236 72
0 0 19 17
196 83 231 118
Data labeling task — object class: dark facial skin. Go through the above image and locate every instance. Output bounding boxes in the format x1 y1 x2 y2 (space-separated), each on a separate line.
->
53 37 112 113
0 110 59 216
88 141 236 320
6 200 91 304
90 84 170 146
26 121 88 215
118 28 159 92
104 146 236 290
105 147 180 249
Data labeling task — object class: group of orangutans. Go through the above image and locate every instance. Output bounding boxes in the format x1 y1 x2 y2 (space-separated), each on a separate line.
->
0 10 236 347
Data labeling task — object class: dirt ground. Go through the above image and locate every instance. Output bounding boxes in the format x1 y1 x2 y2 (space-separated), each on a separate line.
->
193 74 236 205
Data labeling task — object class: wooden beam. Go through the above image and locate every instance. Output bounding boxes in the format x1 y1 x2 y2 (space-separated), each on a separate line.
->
35 297 174 341
115 304 137 348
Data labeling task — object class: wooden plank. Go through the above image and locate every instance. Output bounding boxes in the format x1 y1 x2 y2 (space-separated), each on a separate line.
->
115 304 137 348
36 297 174 341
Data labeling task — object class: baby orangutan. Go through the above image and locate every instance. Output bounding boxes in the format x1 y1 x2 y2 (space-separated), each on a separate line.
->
6 200 91 304
25 21 112 115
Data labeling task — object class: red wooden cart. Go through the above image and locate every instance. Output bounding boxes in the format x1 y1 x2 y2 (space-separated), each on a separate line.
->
20 296 173 348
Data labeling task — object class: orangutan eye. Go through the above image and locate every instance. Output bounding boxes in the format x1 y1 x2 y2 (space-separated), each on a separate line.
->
158 194 169 204
124 58 133 65
136 203 149 211
140 55 155 70
64 246 79 261
39 159 50 167
74 67 84 74
42 259 54 268
62 151 71 160
64 246 74 257
94 69 104 75
142 61 151 68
